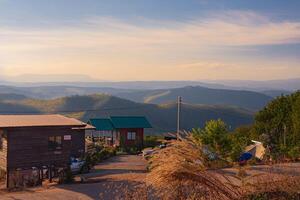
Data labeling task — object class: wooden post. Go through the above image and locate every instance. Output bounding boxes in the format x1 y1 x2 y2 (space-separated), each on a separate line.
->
177 96 182 139
111 131 114 146
48 166 52 183
6 168 9 188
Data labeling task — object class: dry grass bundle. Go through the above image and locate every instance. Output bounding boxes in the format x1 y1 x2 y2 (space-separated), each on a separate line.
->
146 134 241 200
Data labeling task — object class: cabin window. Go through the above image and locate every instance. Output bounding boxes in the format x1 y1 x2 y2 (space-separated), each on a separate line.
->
127 132 136 140
48 136 62 150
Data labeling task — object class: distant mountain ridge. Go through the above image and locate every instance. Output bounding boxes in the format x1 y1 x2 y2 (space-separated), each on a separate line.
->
1 77 299 91
0 85 273 110
116 86 273 110
0 94 253 133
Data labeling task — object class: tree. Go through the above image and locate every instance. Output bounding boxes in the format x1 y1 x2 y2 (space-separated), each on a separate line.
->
228 126 253 161
192 119 231 157
255 91 300 159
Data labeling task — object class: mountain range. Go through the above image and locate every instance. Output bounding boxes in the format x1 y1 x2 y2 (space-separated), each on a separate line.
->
1 74 299 91
0 94 253 134
0 85 273 110
0 80 295 133
115 86 273 110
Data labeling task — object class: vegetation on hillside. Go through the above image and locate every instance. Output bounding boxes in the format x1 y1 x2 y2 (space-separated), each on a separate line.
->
0 94 253 133
255 91 300 160
0 84 273 110
127 133 300 200
192 119 253 162
117 86 273 110
190 91 300 163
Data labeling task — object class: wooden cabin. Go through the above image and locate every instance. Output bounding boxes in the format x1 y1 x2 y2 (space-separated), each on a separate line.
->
0 114 89 188
87 118 117 145
88 116 152 150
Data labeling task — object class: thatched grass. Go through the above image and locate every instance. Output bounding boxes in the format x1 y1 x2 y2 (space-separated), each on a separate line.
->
146 134 241 200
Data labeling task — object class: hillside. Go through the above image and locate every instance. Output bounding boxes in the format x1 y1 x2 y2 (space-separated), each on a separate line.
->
0 85 136 99
0 85 273 111
262 90 292 98
116 86 273 110
0 94 254 134
0 93 28 101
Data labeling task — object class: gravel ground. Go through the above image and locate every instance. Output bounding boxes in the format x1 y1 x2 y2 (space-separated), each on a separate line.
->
1 155 148 200
1 155 299 200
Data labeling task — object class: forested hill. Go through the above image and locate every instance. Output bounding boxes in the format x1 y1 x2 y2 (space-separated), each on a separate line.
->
116 86 273 110
0 94 253 134
0 85 273 110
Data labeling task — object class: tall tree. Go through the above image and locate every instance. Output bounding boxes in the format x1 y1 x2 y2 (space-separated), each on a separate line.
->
255 91 300 159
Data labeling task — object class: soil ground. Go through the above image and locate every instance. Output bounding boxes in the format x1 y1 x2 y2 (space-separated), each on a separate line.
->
1 155 299 200
1 155 147 200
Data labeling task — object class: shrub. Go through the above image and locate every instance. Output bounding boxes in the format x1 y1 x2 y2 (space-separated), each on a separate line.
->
59 167 74 184
143 135 162 148
288 146 300 161
81 144 117 172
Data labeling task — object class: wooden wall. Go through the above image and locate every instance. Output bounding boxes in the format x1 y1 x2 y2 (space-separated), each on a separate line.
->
118 128 144 150
6 126 85 169
70 129 85 158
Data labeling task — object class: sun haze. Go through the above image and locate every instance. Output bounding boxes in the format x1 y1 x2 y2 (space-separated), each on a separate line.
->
0 0 300 81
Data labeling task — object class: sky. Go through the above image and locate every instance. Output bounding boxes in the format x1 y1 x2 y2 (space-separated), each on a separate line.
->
0 0 300 81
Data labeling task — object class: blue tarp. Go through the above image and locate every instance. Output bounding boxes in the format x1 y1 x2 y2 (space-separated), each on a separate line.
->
239 152 253 162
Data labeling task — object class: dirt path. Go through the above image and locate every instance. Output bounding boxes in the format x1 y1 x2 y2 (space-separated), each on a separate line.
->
1 155 148 200
2 155 299 200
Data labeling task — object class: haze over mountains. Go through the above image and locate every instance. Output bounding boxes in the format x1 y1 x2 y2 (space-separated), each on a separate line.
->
0 76 298 133
1 74 299 91
0 85 272 110
116 86 272 110
0 94 253 133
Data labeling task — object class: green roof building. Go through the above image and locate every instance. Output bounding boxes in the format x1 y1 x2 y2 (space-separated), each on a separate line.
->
88 116 152 150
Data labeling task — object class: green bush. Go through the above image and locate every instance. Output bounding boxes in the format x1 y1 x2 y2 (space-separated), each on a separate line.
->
288 146 300 161
144 135 162 148
59 167 74 184
127 147 139 155
81 145 117 172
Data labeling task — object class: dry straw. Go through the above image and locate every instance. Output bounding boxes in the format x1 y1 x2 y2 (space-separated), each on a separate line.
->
146 133 241 200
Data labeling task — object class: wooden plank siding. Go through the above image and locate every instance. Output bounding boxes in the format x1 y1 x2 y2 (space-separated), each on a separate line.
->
118 128 144 150
6 126 85 170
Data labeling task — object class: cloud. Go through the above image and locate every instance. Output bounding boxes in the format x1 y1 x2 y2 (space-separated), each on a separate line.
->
0 11 300 80
1 11 300 51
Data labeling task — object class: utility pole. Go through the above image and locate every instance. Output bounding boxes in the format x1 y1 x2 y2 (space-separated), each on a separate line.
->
177 96 182 139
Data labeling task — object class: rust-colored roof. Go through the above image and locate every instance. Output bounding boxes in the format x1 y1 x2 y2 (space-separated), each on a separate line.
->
0 114 86 128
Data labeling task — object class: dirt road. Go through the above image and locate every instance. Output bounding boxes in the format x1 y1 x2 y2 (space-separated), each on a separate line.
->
2 155 299 200
1 155 148 200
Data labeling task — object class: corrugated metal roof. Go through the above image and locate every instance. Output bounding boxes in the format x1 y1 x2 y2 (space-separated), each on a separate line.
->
0 114 86 128
88 118 114 131
110 116 152 129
